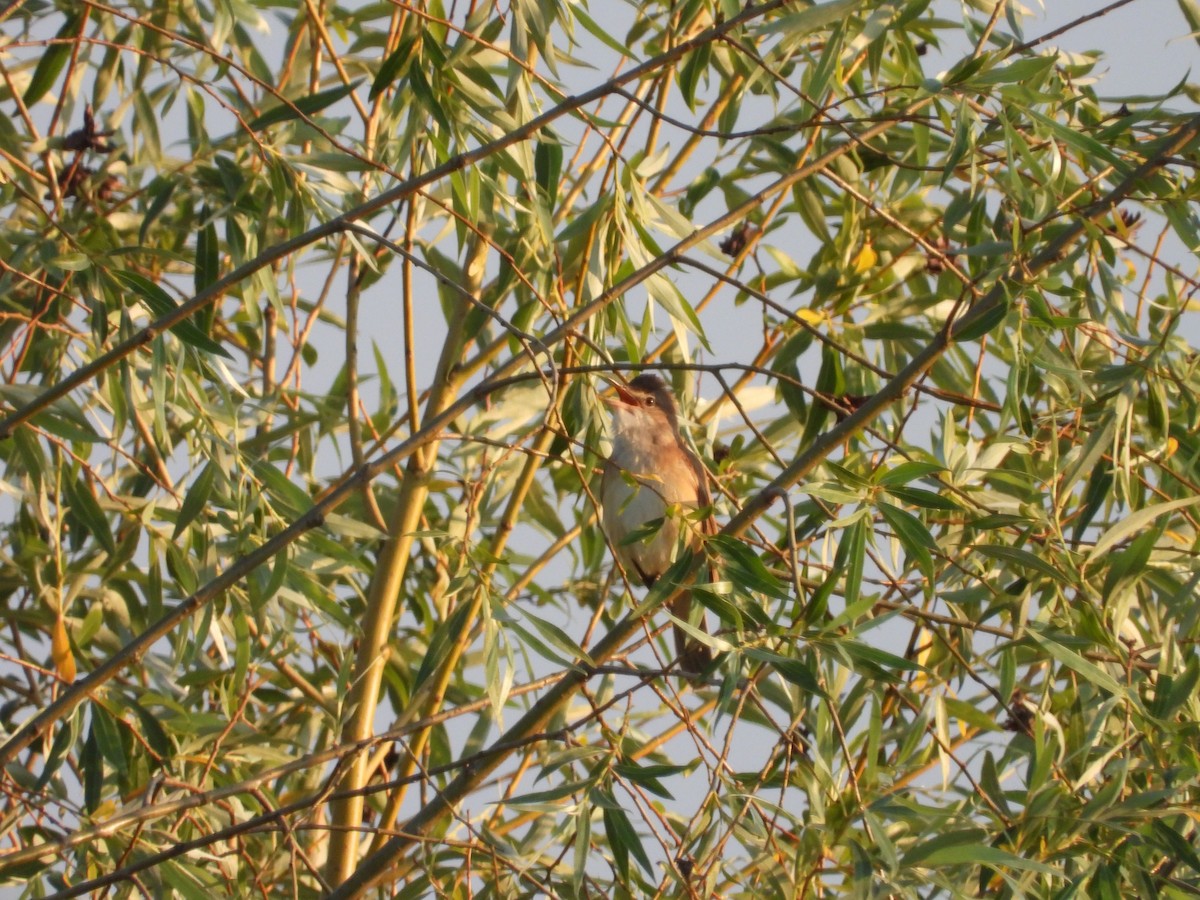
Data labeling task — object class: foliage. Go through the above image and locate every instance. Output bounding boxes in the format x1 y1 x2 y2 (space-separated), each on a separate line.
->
0 0 1198 896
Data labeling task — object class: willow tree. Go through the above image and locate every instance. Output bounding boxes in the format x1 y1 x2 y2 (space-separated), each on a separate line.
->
0 0 1198 896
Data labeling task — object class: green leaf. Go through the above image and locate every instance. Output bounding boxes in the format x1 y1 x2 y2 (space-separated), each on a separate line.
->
903 836 1058 875
1149 658 1200 719
970 55 1057 86
746 648 827 697
520 610 592 666
837 516 868 611
1024 628 1128 699
602 802 654 878
24 16 78 106
0 385 101 444
90 706 127 776
414 601 474 689
535 136 563 206
247 80 363 131
1151 818 1200 872
708 534 791 601
572 5 632 57
969 513 1031 531
678 43 712 111
370 37 415 100
1024 105 1129 174
953 298 1008 342
252 461 313 516
322 514 386 541
139 177 178 246
883 485 959 511
1087 495 1200 565
32 409 102 444
875 461 946 486
173 462 215 539
132 702 174 762
840 639 925 681
194 215 219 295
64 472 115 555
34 719 76 791
82 728 103 813
112 270 233 358
755 0 865 41
878 501 934 578
644 272 709 346
613 761 683 800
972 544 1067 583
508 777 594 809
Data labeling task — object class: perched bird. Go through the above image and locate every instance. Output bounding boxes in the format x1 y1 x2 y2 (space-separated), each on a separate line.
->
600 373 714 673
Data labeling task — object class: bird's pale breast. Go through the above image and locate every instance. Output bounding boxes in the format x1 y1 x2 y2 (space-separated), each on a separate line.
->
602 424 700 582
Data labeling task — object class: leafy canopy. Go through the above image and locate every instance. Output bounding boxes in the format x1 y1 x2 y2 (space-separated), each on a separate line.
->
0 0 1198 897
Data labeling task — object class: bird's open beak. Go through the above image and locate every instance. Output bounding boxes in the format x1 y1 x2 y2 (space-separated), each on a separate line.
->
599 376 637 407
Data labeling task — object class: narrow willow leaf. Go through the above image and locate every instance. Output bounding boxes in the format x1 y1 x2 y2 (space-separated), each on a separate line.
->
194 215 219 295
508 776 594 809
745 648 827 697
613 761 682 800
64 472 115 556
173 462 215 539
1025 628 1127 699
1058 409 1117 517
90 707 127 776
503 617 580 669
953 298 1008 342
24 16 77 106
875 461 946 486
32 409 102 445
841 639 926 679
838 516 868 611
82 728 102 813
883 485 959 511
413 601 474 689
49 614 76 682
535 136 562 206
708 534 791 601
252 461 313 516
756 0 864 41
132 702 173 762
903 839 1058 875
572 803 590 895
1087 495 1200 564
973 544 1066 583
322 514 386 541
113 270 233 358
520 610 592 666
878 501 934 579
572 5 631 56
370 38 415 100
602 802 654 878
247 80 363 131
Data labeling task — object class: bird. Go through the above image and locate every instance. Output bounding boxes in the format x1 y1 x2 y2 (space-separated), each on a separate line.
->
600 373 714 674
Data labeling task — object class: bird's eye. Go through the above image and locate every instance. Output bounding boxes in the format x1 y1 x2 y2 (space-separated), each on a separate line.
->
644 396 655 406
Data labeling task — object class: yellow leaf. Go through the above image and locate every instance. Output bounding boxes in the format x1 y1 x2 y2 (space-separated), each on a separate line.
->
853 241 877 273
795 308 826 326
50 614 76 682
910 628 932 692
91 799 117 820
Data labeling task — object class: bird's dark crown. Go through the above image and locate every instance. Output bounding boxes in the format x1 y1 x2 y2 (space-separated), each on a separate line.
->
627 373 668 393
